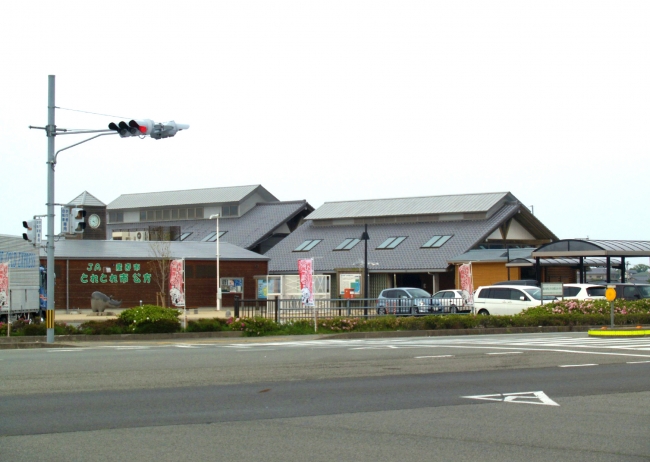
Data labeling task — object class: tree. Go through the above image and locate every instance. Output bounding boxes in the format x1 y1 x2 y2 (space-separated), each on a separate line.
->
632 264 649 273
148 240 172 307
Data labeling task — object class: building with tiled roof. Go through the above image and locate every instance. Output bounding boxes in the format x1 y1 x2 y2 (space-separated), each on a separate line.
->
265 192 558 297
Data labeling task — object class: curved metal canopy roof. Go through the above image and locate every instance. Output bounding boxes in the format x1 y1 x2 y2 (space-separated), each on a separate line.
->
532 239 650 258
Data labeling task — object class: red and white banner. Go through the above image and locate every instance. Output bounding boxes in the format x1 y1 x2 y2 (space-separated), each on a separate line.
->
169 259 185 307
0 262 9 309
297 258 314 306
458 263 474 304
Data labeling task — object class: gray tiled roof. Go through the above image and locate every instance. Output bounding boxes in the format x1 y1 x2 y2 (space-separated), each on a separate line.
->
307 192 513 220
107 201 312 250
266 203 520 273
66 191 106 207
41 240 268 261
107 185 277 210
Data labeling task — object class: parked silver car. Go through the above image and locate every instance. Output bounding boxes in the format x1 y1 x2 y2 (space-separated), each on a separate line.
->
376 288 436 315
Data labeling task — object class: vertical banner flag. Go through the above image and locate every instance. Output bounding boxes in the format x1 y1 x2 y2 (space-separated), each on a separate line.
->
297 258 315 306
169 259 185 307
458 263 474 305
0 262 9 309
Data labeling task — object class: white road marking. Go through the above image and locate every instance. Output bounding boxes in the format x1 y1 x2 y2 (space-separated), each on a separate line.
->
626 360 650 364
462 391 559 406
47 349 83 352
414 355 454 359
558 364 598 367
486 351 523 355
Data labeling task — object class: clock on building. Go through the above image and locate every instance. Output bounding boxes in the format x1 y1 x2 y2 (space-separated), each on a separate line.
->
88 214 101 229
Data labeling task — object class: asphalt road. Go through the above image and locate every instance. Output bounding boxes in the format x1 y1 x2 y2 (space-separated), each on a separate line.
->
1 333 649 461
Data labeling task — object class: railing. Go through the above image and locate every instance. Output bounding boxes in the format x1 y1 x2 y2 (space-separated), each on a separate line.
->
233 296 473 321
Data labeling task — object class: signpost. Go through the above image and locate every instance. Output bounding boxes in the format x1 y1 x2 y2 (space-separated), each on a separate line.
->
605 285 617 327
541 283 563 305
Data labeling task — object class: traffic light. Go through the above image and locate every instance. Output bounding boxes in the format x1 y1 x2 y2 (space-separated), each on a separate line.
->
108 119 155 138
22 220 36 243
71 208 86 233
108 119 189 139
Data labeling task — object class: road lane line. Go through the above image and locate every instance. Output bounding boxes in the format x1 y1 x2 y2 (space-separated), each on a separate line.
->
486 352 523 355
558 364 598 367
414 355 454 359
626 360 650 364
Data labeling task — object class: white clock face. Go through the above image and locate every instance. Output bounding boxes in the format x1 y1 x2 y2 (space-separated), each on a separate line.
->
88 214 101 228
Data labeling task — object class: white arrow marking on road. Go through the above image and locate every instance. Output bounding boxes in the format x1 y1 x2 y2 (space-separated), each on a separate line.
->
462 391 559 406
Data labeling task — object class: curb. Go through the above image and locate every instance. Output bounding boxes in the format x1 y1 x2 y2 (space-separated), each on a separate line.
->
0 325 599 348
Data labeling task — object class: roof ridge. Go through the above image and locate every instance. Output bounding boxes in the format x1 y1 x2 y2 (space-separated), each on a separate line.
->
113 184 262 198
320 191 511 206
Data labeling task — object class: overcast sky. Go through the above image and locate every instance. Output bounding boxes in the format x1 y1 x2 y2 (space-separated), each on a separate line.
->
1 1 649 245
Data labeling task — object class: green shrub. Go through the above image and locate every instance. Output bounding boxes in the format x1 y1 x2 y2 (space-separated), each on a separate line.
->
229 317 279 336
79 319 128 335
186 318 230 332
118 305 181 333
132 318 181 334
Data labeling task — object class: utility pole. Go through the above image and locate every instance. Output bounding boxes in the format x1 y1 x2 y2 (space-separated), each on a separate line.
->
45 75 56 343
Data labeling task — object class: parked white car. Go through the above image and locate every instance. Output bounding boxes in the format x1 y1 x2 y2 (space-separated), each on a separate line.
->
473 285 556 316
431 289 472 313
562 284 606 300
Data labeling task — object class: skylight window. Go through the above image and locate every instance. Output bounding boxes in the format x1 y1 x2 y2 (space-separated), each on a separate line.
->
335 238 361 251
202 231 227 242
422 235 452 248
176 232 192 241
294 239 322 252
377 236 407 249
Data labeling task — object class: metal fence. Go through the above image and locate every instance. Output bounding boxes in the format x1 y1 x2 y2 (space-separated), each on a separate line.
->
233 296 472 322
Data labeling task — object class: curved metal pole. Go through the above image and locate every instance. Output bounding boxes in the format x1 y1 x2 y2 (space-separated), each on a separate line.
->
53 132 117 165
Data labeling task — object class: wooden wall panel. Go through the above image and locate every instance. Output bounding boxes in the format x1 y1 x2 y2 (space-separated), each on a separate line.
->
44 258 267 310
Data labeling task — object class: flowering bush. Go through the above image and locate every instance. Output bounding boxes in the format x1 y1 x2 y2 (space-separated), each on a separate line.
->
228 317 277 336
118 305 181 333
523 299 650 317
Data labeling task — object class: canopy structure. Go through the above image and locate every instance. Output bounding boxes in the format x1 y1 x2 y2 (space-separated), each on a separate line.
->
531 240 650 283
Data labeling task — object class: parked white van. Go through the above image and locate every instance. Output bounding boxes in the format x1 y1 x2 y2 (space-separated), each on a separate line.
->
473 285 556 315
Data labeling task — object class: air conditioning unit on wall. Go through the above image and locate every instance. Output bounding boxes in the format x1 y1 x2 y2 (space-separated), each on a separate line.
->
134 231 149 241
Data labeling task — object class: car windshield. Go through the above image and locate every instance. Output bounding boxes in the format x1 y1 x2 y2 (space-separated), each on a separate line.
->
523 288 555 300
586 286 606 296
638 285 650 298
406 289 431 298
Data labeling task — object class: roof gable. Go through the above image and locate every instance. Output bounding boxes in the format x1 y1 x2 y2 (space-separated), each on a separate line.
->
66 191 106 207
107 185 278 210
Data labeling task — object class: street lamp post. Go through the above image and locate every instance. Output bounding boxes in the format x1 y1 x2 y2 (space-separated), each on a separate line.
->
360 224 370 312
209 214 221 310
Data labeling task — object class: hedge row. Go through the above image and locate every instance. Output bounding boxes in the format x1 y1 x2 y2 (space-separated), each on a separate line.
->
1 302 649 337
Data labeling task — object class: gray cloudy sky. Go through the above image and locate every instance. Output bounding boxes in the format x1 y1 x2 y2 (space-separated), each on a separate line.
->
1 1 649 243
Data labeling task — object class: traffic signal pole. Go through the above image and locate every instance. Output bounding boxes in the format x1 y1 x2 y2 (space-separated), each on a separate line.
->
46 75 56 343
31 76 189 343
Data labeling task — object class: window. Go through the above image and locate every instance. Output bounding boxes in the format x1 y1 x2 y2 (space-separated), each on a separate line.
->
140 211 147 221
422 235 452 248
147 210 155 221
109 212 123 223
294 239 322 251
176 232 192 241
163 210 171 220
335 238 361 251
172 209 179 220
377 236 407 249
563 286 581 297
202 231 226 242
222 205 239 217
221 277 243 294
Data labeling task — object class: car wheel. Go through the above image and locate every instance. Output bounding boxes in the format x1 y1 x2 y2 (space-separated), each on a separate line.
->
377 307 387 315
477 309 490 316
450 305 458 314
410 306 418 316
